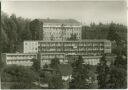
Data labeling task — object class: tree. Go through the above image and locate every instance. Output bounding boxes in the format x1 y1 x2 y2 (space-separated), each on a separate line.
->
114 55 127 69
0 55 4 76
46 57 63 88
107 23 116 41
82 22 126 41
16 17 32 42
96 54 109 89
1 12 32 53
0 27 8 53
5 15 18 52
20 21 32 41
48 74 63 89
108 66 127 89
1 65 38 89
108 55 127 88
50 57 60 69
69 56 89 89
43 64 49 69
107 23 121 45
31 58 41 72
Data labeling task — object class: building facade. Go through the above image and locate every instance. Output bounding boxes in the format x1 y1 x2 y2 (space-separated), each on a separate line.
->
1 19 114 67
2 39 111 67
23 40 111 66
2 53 37 66
40 53 66 66
23 41 38 53
24 40 111 54
40 19 82 41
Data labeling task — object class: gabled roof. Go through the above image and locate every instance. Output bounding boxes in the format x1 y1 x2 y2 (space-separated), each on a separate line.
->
57 64 73 76
39 19 81 25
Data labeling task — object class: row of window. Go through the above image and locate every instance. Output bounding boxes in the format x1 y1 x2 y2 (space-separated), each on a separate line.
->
41 59 67 64
39 50 104 52
7 55 37 60
43 27 81 30
24 41 110 46
24 47 38 51
7 55 36 57
40 47 104 50
84 59 99 65
39 44 104 47
40 58 99 65
24 42 38 45
39 42 105 45
41 55 64 58
39 46 104 48
43 37 81 41
44 32 81 36
7 61 33 66
40 52 102 56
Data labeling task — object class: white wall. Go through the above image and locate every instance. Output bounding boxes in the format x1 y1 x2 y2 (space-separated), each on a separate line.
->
24 41 38 53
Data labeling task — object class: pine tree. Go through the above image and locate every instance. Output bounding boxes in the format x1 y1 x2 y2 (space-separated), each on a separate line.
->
96 54 109 89
50 57 60 69
69 56 89 89
31 58 40 72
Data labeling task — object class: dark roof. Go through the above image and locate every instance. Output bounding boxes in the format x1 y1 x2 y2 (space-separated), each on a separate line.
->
57 64 73 76
39 19 81 25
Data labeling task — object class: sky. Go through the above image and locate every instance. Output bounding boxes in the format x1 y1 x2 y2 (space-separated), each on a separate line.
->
1 0 127 25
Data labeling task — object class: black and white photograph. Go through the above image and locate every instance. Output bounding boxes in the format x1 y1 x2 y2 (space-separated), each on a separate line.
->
0 0 127 89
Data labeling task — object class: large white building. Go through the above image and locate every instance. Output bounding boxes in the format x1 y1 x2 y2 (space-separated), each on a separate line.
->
40 19 82 41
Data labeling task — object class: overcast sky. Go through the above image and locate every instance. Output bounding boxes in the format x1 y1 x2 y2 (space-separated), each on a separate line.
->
1 1 127 25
